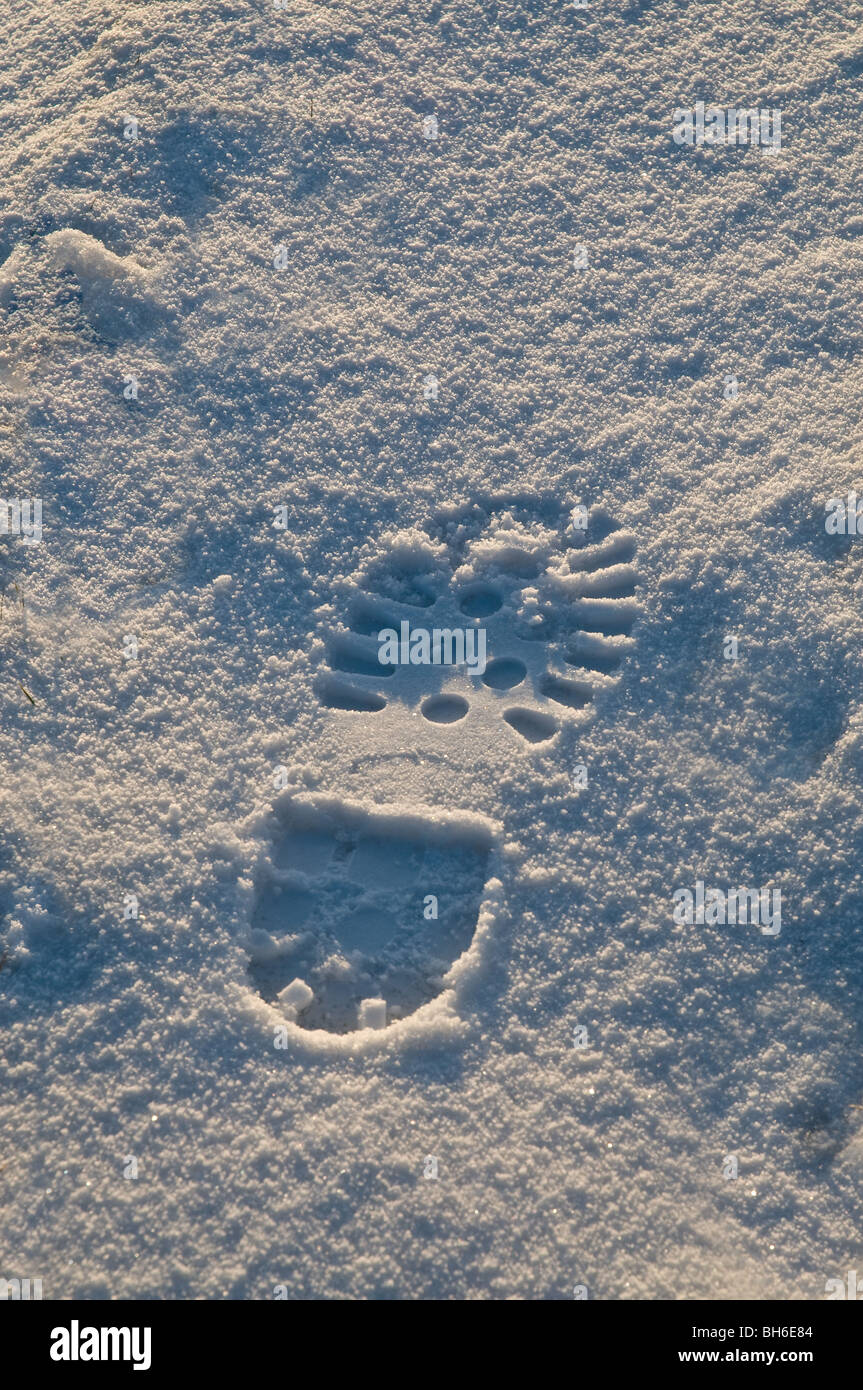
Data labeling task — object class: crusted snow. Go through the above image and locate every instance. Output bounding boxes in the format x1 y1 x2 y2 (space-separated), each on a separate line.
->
0 0 861 1300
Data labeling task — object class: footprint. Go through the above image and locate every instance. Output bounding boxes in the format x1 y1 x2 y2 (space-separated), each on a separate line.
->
314 496 639 742
243 795 494 1034
243 495 638 1038
0 228 167 346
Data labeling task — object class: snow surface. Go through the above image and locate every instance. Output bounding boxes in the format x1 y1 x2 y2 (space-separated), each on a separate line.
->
0 0 862 1299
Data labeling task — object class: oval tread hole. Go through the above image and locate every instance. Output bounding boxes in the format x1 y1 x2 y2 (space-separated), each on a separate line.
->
502 707 558 742
421 694 469 724
459 585 503 617
483 657 527 690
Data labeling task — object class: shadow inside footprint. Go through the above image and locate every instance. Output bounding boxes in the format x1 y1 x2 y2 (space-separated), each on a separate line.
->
502 708 559 743
247 800 492 1033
